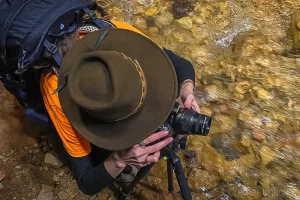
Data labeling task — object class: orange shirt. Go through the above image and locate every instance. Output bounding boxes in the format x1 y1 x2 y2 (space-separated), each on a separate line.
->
40 21 149 157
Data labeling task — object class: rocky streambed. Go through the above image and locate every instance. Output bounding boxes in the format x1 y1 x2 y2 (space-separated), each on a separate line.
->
101 0 300 199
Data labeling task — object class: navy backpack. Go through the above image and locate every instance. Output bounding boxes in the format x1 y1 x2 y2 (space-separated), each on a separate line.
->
0 0 115 124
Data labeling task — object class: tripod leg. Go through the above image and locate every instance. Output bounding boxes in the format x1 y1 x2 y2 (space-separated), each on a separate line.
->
172 157 192 200
119 163 155 200
167 159 174 192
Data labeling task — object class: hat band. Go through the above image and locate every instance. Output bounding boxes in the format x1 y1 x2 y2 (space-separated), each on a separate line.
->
108 53 147 122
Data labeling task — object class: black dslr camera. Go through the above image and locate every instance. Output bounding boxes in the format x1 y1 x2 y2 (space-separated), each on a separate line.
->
158 101 211 136
120 102 213 200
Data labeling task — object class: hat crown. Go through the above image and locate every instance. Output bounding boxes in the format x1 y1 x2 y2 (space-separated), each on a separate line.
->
68 51 146 122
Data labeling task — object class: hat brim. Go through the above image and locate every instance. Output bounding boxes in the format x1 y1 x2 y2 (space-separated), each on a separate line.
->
58 29 178 151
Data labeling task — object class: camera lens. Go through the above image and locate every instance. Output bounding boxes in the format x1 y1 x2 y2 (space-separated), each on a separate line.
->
191 112 211 136
172 109 211 136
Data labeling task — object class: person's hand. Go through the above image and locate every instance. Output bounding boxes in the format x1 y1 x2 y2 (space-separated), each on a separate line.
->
113 131 173 168
177 80 200 113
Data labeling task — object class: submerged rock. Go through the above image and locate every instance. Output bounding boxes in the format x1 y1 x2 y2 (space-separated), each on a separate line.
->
176 16 193 29
133 17 148 30
154 12 174 28
172 0 195 19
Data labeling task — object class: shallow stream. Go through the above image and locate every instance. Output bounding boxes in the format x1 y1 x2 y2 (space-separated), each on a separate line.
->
98 0 300 199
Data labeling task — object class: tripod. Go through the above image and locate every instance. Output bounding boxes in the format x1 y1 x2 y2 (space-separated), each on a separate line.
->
116 135 196 200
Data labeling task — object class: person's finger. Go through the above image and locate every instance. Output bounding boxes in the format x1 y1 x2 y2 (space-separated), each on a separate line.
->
144 137 173 154
183 95 193 109
146 151 160 163
192 101 200 113
143 131 169 145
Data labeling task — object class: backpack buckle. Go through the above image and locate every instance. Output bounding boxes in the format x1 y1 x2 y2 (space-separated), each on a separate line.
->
88 10 97 20
15 66 28 75
47 43 57 54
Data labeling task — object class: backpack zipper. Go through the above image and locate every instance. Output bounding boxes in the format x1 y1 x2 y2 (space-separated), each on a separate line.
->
15 50 27 75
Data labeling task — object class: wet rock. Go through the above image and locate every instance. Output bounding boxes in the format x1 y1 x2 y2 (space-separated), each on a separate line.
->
238 108 263 128
214 104 228 113
139 189 160 200
235 81 251 94
154 12 174 28
213 114 237 133
188 169 219 191
136 0 156 6
230 184 261 200
200 107 212 116
148 159 167 179
148 27 159 35
44 152 63 167
256 88 273 100
251 128 266 143
133 17 148 30
57 191 69 200
37 184 54 200
234 92 245 100
144 7 158 17
284 185 300 200
259 146 277 164
241 135 251 147
96 0 113 8
204 85 220 102
172 0 195 19
176 16 193 30
211 133 248 161
107 7 121 20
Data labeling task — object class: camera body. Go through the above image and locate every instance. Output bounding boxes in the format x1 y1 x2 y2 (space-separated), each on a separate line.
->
163 101 211 136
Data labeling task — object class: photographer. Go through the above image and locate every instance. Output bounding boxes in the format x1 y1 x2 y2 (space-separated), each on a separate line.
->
40 20 199 195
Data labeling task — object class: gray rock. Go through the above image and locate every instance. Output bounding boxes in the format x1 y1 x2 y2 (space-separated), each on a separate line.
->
37 184 54 200
0 168 5 181
44 152 63 167
0 183 3 189
57 191 69 200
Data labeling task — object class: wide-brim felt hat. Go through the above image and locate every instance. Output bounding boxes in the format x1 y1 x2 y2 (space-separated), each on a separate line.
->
58 28 178 151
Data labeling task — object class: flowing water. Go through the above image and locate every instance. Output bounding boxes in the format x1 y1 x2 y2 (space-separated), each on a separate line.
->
98 0 300 199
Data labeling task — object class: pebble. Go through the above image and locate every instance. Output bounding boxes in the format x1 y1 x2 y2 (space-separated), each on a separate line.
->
34 149 41 154
252 128 266 143
41 136 47 141
43 146 50 153
44 152 63 167
15 166 21 169
0 183 3 189
43 166 48 171
37 184 54 200
57 191 69 200
53 175 59 182
41 141 48 146
0 168 5 181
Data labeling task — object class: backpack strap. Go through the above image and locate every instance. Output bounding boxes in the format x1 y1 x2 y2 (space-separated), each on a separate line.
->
43 39 63 66
83 7 116 29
